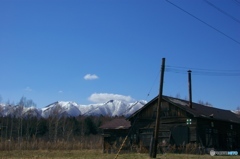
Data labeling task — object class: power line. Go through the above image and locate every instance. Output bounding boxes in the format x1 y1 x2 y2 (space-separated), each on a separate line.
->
204 0 240 24
233 0 240 6
146 70 160 99
165 0 240 45
166 69 240 76
165 65 240 76
166 65 240 72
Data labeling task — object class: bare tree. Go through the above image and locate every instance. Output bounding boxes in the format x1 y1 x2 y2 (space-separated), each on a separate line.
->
14 105 24 149
0 106 4 145
175 93 181 99
0 104 3 116
47 104 63 142
8 107 14 141
61 116 67 139
198 100 213 107
18 96 36 107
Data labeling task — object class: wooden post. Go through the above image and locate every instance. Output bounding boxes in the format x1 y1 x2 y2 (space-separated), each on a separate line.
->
150 58 165 158
188 70 192 109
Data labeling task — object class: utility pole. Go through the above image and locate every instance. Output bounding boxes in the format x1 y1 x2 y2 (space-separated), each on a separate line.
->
150 58 165 158
188 70 192 109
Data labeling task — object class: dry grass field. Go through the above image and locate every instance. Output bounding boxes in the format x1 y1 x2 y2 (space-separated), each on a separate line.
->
0 150 239 159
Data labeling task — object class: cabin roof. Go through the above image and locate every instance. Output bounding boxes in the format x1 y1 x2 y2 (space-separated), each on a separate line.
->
128 95 240 124
99 118 131 129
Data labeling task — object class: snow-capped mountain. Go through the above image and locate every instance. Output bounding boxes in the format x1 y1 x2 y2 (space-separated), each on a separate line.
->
0 100 146 118
42 101 81 118
41 100 146 118
79 100 146 117
0 104 42 118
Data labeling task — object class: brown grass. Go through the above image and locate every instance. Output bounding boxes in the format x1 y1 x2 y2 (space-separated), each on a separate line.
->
0 138 239 159
0 135 102 151
0 150 239 159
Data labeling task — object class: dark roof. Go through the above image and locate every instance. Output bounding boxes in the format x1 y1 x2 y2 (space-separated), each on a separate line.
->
128 95 240 124
99 118 131 129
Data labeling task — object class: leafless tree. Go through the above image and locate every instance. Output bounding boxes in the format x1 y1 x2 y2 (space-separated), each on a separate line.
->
0 104 3 116
0 105 4 145
18 96 36 107
47 104 63 142
175 93 181 99
198 100 213 107
14 105 24 149
61 116 67 139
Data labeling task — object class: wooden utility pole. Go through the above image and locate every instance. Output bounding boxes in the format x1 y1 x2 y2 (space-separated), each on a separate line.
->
150 58 165 158
188 70 192 109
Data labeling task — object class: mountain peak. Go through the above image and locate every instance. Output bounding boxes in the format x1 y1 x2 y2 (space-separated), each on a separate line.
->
108 99 114 103
0 100 147 118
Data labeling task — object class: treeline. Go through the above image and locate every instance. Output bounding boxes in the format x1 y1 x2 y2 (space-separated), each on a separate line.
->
0 115 114 151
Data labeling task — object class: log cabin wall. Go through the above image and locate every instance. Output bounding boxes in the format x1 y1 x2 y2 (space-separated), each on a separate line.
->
129 99 197 149
197 118 240 151
128 96 240 152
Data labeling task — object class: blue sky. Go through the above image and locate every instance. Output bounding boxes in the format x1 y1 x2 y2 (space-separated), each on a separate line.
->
0 0 239 110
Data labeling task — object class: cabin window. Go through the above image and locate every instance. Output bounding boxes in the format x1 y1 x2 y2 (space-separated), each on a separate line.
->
133 134 136 139
186 119 192 125
211 122 214 127
230 125 233 130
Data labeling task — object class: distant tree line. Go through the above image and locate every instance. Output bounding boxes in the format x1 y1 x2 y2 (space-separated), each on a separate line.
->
0 95 118 150
0 114 110 140
0 112 115 150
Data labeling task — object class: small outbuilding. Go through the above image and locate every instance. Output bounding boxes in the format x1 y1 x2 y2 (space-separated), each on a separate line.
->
99 117 131 153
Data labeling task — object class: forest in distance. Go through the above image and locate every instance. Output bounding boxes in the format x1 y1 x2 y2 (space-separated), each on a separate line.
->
0 96 112 150
0 113 112 151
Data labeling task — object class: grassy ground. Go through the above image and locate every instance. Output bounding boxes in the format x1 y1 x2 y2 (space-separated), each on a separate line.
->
0 150 239 159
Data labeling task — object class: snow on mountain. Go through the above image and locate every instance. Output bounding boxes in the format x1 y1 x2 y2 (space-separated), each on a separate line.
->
22 106 42 118
0 100 147 118
0 104 41 118
77 100 146 117
0 104 14 116
1 101 240 119
42 101 81 118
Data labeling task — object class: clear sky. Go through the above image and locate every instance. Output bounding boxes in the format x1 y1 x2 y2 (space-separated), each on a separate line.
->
0 0 239 110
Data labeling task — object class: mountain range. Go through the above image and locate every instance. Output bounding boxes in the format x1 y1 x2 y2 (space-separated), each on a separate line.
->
1 100 239 118
0 100 147 118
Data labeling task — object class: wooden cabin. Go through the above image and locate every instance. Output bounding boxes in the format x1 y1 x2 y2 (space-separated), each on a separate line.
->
99 118 131 153
127 95 240 153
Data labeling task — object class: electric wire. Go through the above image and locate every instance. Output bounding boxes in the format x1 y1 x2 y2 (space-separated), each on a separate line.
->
165 65 240 76
233 0 240 6
165 0 240 45
146 70 160 100
204 0 240 24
